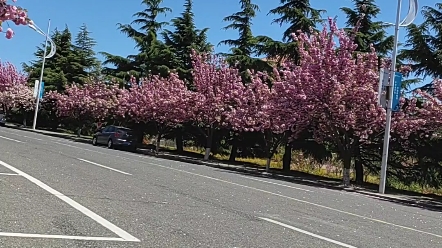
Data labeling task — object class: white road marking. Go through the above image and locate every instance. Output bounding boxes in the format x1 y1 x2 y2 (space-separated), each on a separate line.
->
0 160 139 242
77 158 132 175
0 135 22 143
21 134 43 141
146 162 442 239
239 175 313 192
3 129 442 239
0 172 19 176
0 232 127 241
259 217 357 247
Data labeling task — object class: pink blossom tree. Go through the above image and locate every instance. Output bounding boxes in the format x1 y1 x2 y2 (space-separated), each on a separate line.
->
118 73 196 154
279 19 386 185
0 61 32 125
227 70 303 171
0 83 33 111
0 61 27 92
0 0 31 39
52 82 125 125
191 51 245 160
279 19 442 185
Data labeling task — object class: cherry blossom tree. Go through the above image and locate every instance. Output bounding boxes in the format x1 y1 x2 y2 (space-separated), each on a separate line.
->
118 73 196 154
0 61 27 91
0 0 31 39
191 51 245 160
0 83 33 111
0 61 32 121
276 19 386 185
276 18 442 185
227 70 298 171
51 82 125 123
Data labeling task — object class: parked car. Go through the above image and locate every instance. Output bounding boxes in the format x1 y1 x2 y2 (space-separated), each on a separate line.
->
92 125 137 150
0 112 6 126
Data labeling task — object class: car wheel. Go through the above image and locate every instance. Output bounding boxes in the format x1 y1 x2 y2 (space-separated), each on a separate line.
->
92 137 97 146
107 139 113 149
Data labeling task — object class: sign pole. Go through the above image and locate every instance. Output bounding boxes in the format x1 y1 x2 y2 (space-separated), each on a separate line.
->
379 0 402 194
32 19 50 130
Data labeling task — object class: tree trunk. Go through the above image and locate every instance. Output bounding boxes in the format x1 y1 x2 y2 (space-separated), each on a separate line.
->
282 142 292 172
175 128 183 154
355 160 363 185
264 130 273 173
229 134 238 162
22 111 27 127
203 127 213 160
354 141 364 185
155 133 161 155
266 158 271 173
343 155 352 186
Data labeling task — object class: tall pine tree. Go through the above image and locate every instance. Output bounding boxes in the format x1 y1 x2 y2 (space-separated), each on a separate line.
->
341 0 393 56
269 0 323 41
400 3 442 84
162 0 211 88
219 0 270 75
23 26 79 92
72 24 101 83
256 0 324 65
101 0 173 81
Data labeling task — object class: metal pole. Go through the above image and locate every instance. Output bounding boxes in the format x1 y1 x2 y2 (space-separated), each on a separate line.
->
379 0 402 194
32 19 50 130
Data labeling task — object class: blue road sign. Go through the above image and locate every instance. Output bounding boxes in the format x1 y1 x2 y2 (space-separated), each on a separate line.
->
39 81 44 99
392 72 402 112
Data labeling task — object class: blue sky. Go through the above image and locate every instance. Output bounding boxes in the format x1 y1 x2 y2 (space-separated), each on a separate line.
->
0 0 436 71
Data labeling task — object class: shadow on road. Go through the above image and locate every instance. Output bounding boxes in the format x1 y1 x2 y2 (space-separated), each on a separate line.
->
6 124 442 213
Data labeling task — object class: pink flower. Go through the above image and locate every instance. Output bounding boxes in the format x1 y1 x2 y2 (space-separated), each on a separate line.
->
5 28 14 39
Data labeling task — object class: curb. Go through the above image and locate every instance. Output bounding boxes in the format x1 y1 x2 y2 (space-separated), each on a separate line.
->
4 124 91 143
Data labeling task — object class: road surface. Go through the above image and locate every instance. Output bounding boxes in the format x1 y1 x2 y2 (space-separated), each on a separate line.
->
0 127 441 247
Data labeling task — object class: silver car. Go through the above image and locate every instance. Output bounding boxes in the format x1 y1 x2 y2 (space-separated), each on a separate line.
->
92 125 137 150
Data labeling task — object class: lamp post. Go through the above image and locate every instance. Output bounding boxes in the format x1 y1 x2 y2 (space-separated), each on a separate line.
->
379 0 418 194
30 19 56 130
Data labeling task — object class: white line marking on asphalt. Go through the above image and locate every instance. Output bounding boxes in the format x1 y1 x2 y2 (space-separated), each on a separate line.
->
21 135 43 141
5 129 442 239
0 160 139 242
239 176 313 192
0 172 19 176
259 217 357 247
146 162 442 239
77 158 132 175
0 232 127 241
0 135 22 143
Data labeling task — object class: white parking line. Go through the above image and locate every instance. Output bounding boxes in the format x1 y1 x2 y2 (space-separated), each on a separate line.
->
146 162 442 239
0 160 139 242
77 158 132 175
259 217 357 248
0 232 127 241
0 135 22 143
239 176 313 192
0 172 19 176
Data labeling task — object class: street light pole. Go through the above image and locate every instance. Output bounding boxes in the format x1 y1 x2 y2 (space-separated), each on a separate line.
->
379 0 418 194
32 19 51 130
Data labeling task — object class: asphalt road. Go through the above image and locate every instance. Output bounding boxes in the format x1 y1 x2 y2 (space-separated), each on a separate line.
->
0 127 441 247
